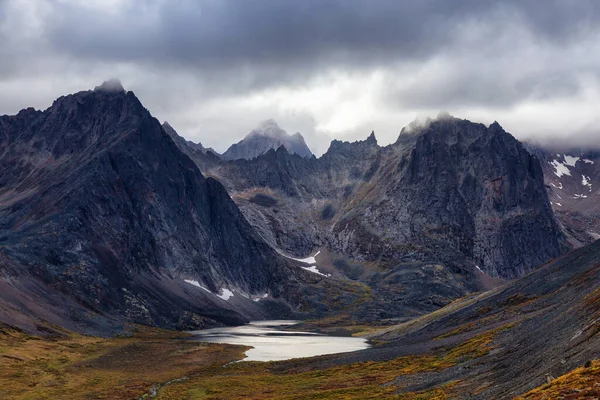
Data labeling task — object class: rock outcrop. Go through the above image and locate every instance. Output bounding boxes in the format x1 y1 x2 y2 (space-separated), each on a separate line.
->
162 121 220 158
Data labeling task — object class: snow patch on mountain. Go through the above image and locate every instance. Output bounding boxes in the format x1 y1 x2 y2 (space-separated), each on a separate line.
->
281 250 330 277
582 175 592 190
184 279 211 293
253 293 269 302
301 265 331 277
563 155 579 167
550 160 572 177
218 288 234 301
290 250 321 264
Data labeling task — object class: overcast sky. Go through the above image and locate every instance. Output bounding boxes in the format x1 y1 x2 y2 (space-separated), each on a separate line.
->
2 0 600 155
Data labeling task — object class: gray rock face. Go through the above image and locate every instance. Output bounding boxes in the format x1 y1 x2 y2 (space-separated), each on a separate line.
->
222 119 313 160
381 119 567 279
201 116 567 281
167 117 571 321
0 84 307 331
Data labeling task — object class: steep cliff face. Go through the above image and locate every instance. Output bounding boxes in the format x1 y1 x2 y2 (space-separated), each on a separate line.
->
222 119 313 161
201 116 567 281
331 118 566 278
0 82 303 331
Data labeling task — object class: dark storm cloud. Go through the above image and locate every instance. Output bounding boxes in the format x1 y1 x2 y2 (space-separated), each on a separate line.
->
49 0 463 66
41 0 600 97
2 0 600 152
0 0 21 75
49 1 599 61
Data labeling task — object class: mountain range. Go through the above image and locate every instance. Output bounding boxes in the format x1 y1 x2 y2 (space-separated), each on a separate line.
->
5 82 597 336
1 80 577 333
0 81 348 334
188 115 568 278
5 81 600 398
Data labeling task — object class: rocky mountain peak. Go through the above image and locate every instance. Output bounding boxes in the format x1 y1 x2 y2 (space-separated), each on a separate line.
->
437 110 453 120
324 131 380 158
489 120 503 131
222 119 313 160
7 83 153 162
253 119 283 136
399 113 464 137
366 130 377 145
0 83 298 330
16 107 39 117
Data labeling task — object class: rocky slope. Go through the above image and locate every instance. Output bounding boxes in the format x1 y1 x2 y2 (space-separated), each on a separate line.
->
526 143 600 246
357 237 600 399
166 115 569 321
204 116 567 279
0 81 344 334
162 121 220 158
221 119 313 160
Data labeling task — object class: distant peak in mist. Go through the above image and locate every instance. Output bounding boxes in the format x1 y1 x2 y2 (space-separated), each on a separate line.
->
94 79 125 93
222 119 313 160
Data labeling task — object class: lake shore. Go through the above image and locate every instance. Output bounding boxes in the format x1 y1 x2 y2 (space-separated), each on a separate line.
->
190 320 370 362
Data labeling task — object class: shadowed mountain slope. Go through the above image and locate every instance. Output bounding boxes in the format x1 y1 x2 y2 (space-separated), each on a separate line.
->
168 115 570 323
0 82 323 333
203 116 568 279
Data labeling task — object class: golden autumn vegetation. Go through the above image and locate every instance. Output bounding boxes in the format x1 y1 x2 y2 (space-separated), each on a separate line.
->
0 324 247 400
516 360 600 400
0 321 509 400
